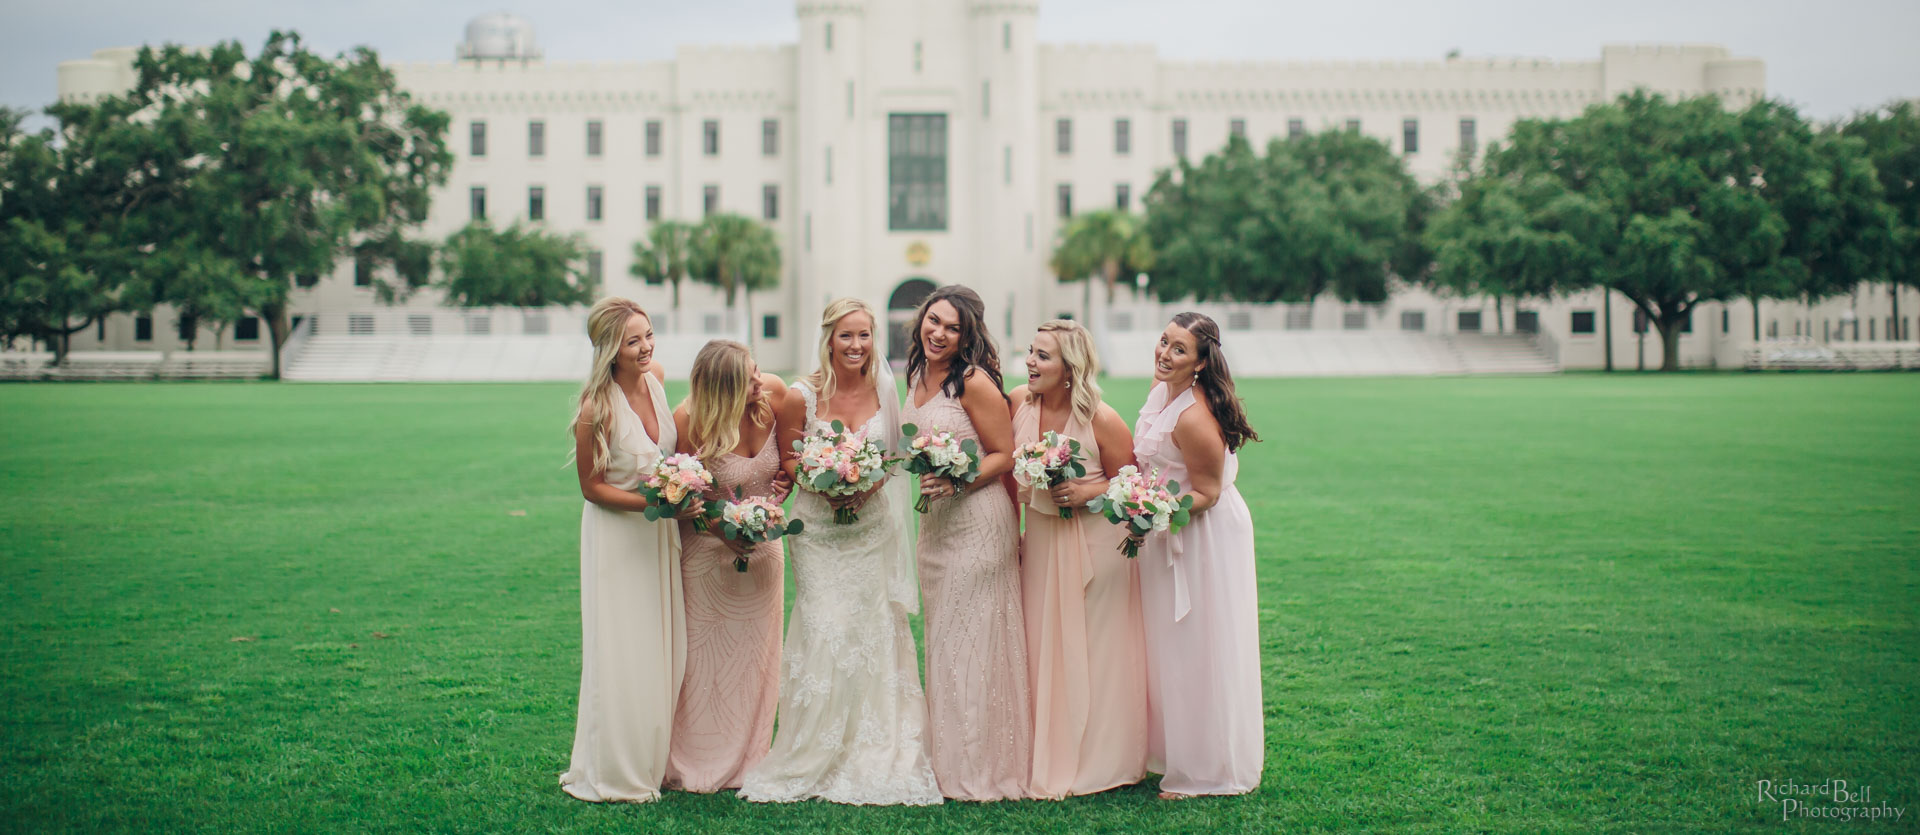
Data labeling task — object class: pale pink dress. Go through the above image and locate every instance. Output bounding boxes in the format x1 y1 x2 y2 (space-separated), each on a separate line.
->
1013 399 1149 799
904 378 1032 801
666 430 784 792
1134 382 1264 796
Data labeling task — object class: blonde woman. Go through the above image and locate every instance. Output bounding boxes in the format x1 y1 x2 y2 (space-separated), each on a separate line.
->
1009 320 1148 799
561 297 700 803
664 340 790 792
739 299 941 806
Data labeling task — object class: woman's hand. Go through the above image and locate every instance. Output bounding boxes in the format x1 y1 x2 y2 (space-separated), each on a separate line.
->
1046 478 1099 510
770 468 795 505
721 535 755 557
920 472 959 501
827 485 876 512
672 498 708 522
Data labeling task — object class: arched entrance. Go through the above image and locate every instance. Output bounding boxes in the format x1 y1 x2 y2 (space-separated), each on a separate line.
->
887 278 937 363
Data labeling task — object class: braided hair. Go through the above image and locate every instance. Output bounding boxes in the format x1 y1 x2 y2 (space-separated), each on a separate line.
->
1170 312 1259 452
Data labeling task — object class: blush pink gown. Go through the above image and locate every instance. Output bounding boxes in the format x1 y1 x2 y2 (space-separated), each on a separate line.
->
904 379 1031 801
666 430 784 792
1013 399 1149 799
1133 382 1264 796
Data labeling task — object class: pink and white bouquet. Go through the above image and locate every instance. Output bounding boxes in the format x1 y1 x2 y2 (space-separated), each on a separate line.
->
1084 465 1194 558
900 423 981 514
1013 430 1089 520
639 453 714 531
712 488 805 572
792 420 894 525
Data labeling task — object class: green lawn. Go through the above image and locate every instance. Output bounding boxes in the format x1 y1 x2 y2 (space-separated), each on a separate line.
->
3 375 1916 833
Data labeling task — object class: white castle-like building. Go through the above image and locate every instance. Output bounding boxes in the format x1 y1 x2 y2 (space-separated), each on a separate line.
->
47 3 1917 379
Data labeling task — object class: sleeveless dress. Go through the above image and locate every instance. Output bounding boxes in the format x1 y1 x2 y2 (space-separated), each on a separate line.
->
737 380 942 806
1133 382 1264 796
903 377 1031 801
1013 398 1148 799
561 374 685 803
666 430 784 792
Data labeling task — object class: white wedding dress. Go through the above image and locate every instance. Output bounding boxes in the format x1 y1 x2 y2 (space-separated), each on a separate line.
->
737 374 942 806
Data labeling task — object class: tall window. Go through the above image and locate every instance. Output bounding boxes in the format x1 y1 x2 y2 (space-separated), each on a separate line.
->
235 317 259 341
586 186 603 222
1570 310 1596 335
470 186 486 221
528 186 544 221
981 80 991 119
136 316 153 341
586 120 603 157
354 255 372 287
825 21 833 50
1345 117 1361 133
1458 310 1482 332
1056 183 1072 219
470 121 487 157
1459 118 1477 155
1003 146 1012 185
1288 118 1304 139
1229 118 1246 139
528 120 545 158
1402 118 1420 154
645 120 662 157
1115 183 1130 212
888 113 948 231
703 119 719 156
645 185 661 221
763 184 779 221
703 184 719 217
1056 117 1071 154
1002 21 1011 50
1114 118 1131 155
1172 118 1188 158
762 119 778 156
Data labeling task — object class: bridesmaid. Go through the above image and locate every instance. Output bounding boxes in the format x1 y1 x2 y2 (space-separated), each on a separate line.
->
1135 312 1265 799
902 284 1031 801
665 340 790 793
1008 320 1148 799
561 297 700 803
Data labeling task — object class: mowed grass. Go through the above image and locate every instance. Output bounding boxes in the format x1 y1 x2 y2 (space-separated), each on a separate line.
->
2 374 1917 834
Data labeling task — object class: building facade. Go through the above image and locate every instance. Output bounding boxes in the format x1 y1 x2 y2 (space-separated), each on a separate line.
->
50 2 1917 375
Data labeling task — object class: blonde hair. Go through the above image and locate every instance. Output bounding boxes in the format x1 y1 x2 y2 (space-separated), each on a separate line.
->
804 298 879 399
571 297 650 477
683 340 773 460
1034 319 1103 426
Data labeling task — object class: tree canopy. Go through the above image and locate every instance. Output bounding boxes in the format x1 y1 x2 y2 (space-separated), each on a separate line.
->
437 222 594 308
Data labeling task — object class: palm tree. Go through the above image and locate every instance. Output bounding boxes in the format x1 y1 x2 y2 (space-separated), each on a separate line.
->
1049 209 1155 321
690 213 782 344
630 220 694 330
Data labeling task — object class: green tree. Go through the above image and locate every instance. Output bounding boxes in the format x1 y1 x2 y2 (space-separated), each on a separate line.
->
1425 170 1606 332
630 219 695 314
690 213 781 342
120 32 452 378
436 222 594 308
1841 100 1920 337
1049 209 1155 319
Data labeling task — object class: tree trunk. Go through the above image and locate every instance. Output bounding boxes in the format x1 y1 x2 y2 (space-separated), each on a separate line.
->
1495 295 1505 334
1103 259 1120 305
744 289 756 348
1751 295 1762 341
265 302 289 381
1893 285 1903 341
1657 312 1683 372
1603 288 1614 372
1081 277 1092 326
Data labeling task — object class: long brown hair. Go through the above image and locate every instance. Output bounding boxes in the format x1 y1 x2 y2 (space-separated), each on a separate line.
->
1170 311 1259 452
905 284 1005 401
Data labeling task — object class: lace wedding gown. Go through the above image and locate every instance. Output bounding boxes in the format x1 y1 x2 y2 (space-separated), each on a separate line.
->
737 378 942 806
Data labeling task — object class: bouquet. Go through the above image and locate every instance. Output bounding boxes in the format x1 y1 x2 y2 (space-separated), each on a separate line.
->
900 423 981 514
639 453 714 532
711 487 804 572
1012 430 1089 520
1084 465 1194 558
792 420 894 524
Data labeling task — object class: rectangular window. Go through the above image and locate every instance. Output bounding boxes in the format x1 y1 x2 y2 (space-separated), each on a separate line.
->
825 146 833 185
1459 118 1477 155
528 186 545 221
235 316 259 341
1285 305 1312 330
1230 118 1246 139
408 315 432 336
763 184 779 221
1115 183 1130 212
586 186 603 222
529 120 545 158
703 184 719 217
177 315 197 341
1288 118 1304 139
586 250 603 290
982 80 990 119
762 119 778 156
1769 320 1780 338
1401 311 1426 332
1516 310 1539 333
1345 117 1361 133
1227 311 1253 331
645 185 661 221
1633 309 1649 334
1115 118 1131 155
1722 309 1730 334
470 186 486 221
763 314 780 340
1571 310 1596 334
354 254 373 287
1343 311 1367 331
1056 118 1071 154
470 121 487 157
586 119 603 157
703 120 719 156
846 80 855 118
1680 312 1693 334
887 113 949 231
1056 183 1072 219
1002 21 1011 50
297 273 319 288
1003 146 1011 185
825 21 833 51
1403 118 1419 154
1172 118 1188 157
645 120 662 156
1458 310 1483 332
136 316 153 341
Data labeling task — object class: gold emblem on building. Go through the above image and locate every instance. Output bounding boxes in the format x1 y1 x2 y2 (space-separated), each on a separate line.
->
906 241 931 267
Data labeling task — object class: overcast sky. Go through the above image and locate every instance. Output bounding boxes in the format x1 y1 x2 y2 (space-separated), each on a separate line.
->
4 0 1917 127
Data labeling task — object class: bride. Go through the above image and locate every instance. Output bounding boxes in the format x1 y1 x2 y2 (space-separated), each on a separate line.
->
738 298 941 806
